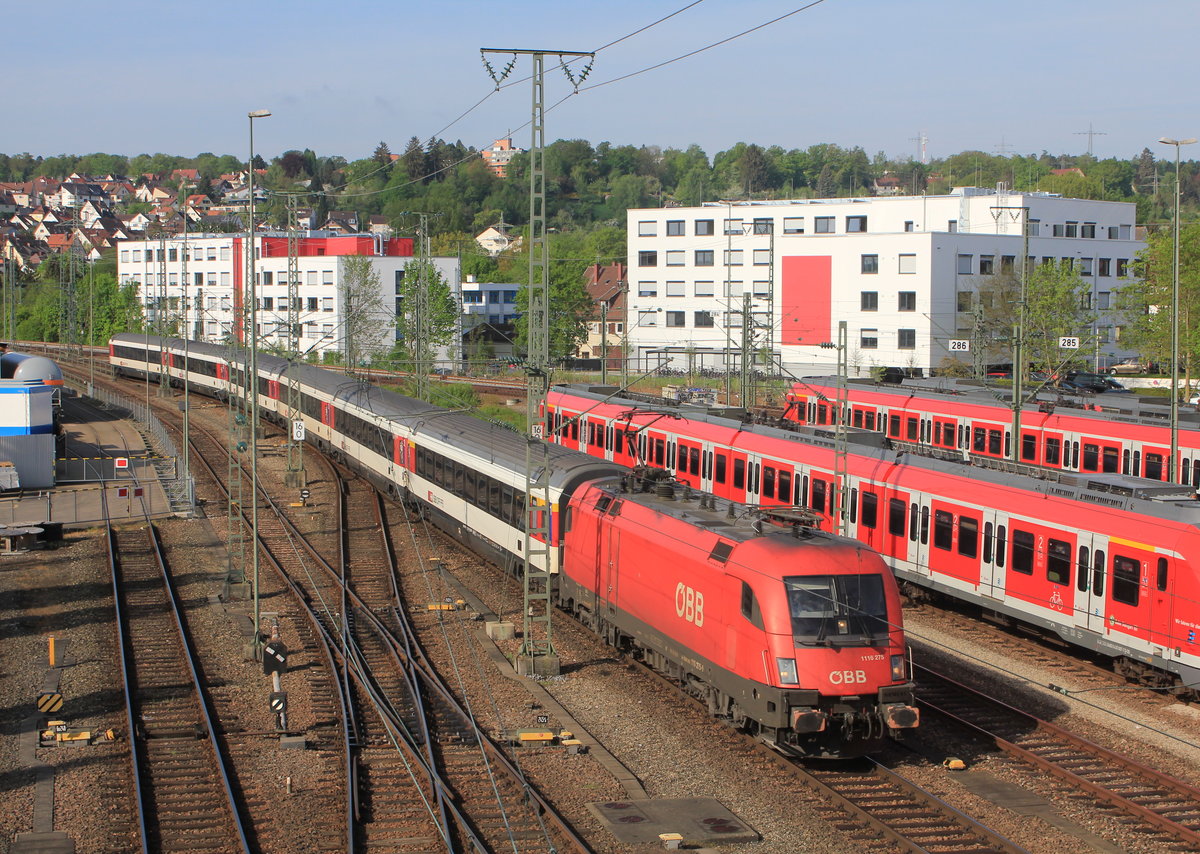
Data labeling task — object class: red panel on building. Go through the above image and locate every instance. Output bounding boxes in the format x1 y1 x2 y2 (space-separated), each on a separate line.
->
780 256 832 346
260 236 413 258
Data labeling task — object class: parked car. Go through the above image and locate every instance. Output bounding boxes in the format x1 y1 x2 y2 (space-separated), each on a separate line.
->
1102 378 1132 393
1060 371 1110 392
1108 359 1147 376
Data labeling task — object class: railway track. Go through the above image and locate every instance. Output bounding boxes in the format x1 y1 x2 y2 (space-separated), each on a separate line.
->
915 663 1200 848
108 520 251 854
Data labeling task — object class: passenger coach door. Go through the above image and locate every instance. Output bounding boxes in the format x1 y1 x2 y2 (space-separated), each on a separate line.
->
979 509 1003 598
1074 533 1106 633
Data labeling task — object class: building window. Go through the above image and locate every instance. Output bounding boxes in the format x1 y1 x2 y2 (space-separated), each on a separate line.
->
752 218 773 235
1099 258 1112 277
898 329 916 349
724 311 743 328
979 255 994 275
846 215 867 233
861 291 878 311
694 281 714 297
1080 257 1094 276
752 249 771 265
666 281 685 297
814 216 834 233
861 254 878 274
1081 223 1096 238
899 254 916 274
168 248 178 261
860 328 878 349
695 249 714 266
665 250 685 266
1098 291 1111 310
665 310 685 328
957 291 973 312
322 270 333 284
694 310 714 328
262 296 273 310
638 250 657 267
220 272 230 286
898 291 916 311
1066 221 1078 237
723 218 743 235
638 221 657 237
948 220 958 232
1117 258 1130 277
1028 220 1040 236
220 246 231 261
724 281 743 297
308 297 318 311
1052 224 1065 237
782 217 804 234
638 281 658 297
262 271 273 285
695 219 714 236
638 309 658 327
666 220 685 236
957 254 973 275
723 249 744 266
132 250 142 262
1001 255 1015 274
322 297 333 312
904 220 914 232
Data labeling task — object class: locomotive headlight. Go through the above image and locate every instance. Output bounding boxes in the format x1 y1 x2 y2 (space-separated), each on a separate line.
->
776 658 799 685
890 654 906 681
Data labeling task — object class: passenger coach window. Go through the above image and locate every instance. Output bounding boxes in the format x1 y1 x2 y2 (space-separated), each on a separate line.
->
1012 529 1035 575
907 418 918 440
734 459 745 489
715 455 727 483
919 506 929 545
933 510 953 551
1022 434 1037 461
811 478 827 514
1083 444 1099 471
1077 546 1090 592
1047 538 1070 585
763 466 776 498
861 491 878 528
959 516 978 558
973 428 986 452
996 525 1007 567
888 498 905 537
1092 550 1106 596
1112 555 1140 606
1145 453 1163 480
889 414 900 436
1046 438 1061 465
779 470 792 501
909 503 918 542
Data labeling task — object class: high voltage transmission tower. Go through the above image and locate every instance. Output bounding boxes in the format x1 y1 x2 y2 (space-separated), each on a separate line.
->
481 45 594 677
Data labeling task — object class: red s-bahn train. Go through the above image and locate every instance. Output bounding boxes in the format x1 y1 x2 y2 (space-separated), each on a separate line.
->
545 384 1200 700
109 334 917 758
784 377 1200 485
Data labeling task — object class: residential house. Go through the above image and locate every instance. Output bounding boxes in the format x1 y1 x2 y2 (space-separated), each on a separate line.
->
481 138 522 178
580 262 627 368
323 211 360 233
474 222 520 257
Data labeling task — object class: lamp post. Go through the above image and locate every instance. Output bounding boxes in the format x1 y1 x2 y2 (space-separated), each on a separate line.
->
248 108 270 651
1159 136 1196 483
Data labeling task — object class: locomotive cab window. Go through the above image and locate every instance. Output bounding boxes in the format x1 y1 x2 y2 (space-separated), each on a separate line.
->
740 581 764 629
784 575 889 646
1157 556 1168 592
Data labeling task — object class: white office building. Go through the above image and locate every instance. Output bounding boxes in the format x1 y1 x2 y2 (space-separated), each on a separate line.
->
626 187 1144 376
118 233 460 361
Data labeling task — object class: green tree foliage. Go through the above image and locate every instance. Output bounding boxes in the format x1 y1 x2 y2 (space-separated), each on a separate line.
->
973 261 1097 377
339 255 389 369
1117 222 1200 389
391 260 459 372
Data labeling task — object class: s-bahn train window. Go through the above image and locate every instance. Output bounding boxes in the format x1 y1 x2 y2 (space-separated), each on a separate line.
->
1092 550 1105 596
852 409 864 428
1103 447 1119 473
933 510 953 551
861 491 878 529
988 430 1002 455
1022 434 1037 461
703 450 712 479
1012 529 1035 575
715 454 727 484
763 466 776 499
810 478 827 514
1112 555 1141 606
919 506 929 545
864 411 876 431
1145 453 1163 480
889 414 901 437
1083 444 1099 471
613 430 624 454
784 575 889 644
1078 546 1090 592
740 581 764 629
778 469 792 501
688 447 700 476
906 417 918 440
1047 538 1070 585
653 438 665 466
1157 557 1169 592
797 475 807 506
984 522 994 563
996 525 1007 567
849 488 858 523
973 428 986 452
750 462 760 493
908 503 918 542
734 459 746 490
1046 438 1061 465
465 469 477 505
1071 442 1080 469
959 516 979 558
941 423 955 446
1123 449 1131 475
889 499 905 537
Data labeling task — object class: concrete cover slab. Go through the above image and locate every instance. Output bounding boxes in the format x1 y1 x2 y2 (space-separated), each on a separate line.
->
587 798 758 845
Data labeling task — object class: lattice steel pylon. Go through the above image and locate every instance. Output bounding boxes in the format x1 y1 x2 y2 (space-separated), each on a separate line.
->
284 195 306 487
833 321 849 536
482 46 594 677
412 213 432 404
157 233 170 396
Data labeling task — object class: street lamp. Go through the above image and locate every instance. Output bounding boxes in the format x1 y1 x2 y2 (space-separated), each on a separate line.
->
1158 135 1196 483
248 108 271 652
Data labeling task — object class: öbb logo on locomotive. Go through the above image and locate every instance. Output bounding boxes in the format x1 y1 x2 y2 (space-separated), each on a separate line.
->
110 335 920 760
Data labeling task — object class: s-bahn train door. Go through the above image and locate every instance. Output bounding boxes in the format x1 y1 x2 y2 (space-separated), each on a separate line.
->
979 509 1003 599
1073 533 1107 634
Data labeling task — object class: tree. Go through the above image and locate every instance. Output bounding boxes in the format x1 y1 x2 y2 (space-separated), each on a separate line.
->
392 259 460 372
1118 222 1200 392
973 260 1097 379
739 144 770 196
373 141 392 165
400 137 425 183
339 256 389 371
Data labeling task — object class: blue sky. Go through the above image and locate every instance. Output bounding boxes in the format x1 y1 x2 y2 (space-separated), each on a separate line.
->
11 0 1199 164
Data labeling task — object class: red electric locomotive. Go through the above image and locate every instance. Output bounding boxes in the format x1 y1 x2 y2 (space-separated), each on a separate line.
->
546 384 1200 700
785 377 1200 485
560 468 917 758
